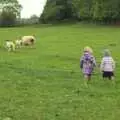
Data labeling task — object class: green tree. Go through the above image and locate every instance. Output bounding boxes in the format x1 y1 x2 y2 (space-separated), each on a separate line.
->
40 0 120 24
0 0 22 26
40 0 74 23
92 0 120 23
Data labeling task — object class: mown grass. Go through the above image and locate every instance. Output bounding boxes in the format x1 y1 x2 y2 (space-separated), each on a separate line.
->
0 23 120 120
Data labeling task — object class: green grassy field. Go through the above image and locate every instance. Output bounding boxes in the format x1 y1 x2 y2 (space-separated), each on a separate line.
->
0 23 120 120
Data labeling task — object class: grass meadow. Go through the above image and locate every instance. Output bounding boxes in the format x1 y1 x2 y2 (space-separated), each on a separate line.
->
0 23 120 120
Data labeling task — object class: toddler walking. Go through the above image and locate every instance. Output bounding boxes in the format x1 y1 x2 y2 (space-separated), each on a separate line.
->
100 49 115 80
80 46 96 82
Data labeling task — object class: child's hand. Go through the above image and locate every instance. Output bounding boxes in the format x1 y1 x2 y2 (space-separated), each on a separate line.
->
100 69 103 73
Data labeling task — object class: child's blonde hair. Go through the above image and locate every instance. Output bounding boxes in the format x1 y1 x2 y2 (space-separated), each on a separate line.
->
84 46 93 54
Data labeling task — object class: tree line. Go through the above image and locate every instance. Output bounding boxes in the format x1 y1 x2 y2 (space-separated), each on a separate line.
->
0 0 39 27
0 0 120 27
40 0 120 24
0 0 22 26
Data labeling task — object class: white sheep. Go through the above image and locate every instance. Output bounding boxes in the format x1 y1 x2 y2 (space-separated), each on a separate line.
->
20 35 36 46
15 39 22 48
4 40 15 52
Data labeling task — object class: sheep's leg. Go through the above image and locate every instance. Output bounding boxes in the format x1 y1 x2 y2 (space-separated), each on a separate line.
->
13 47 15 51
8 47 11 52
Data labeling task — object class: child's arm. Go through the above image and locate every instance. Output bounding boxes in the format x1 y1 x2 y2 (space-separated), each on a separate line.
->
80 56 84 69
100 58 104 72
93 57 97 67
111 58 115 71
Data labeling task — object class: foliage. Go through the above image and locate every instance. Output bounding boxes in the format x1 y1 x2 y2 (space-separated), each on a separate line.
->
40 0 74 23
0 9 16 27
0 0 22 27
20 15 39 26
40 0 120 24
